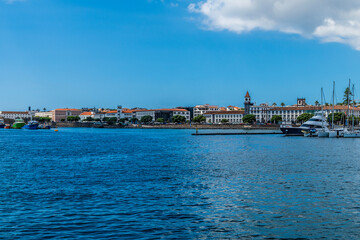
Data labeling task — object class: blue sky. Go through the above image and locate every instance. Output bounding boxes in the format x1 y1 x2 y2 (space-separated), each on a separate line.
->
1 0 360 110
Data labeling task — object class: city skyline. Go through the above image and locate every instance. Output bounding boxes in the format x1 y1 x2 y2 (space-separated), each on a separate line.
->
2 0 360 110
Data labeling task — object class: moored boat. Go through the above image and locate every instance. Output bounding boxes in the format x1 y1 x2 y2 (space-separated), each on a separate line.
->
280 111 329 136
23 120 39 130
0 119 5 129
12 119 26 129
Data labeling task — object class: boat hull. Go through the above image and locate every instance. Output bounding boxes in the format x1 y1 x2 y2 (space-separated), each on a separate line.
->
12 122 26 129
280 127 305 136
343 132 360 138
23 123 39 130
0 124 4 129
328 131 338 138
318 131 329 138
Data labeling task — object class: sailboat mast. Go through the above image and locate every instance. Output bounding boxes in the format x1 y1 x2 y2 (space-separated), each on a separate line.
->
321 88 324 129
347 79 351 127
352 84 355 131
332 81 335 129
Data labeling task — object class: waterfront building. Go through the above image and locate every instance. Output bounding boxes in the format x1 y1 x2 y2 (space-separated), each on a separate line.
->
104 106 133 119
52 108 82 122
176 107 194 120
249 103 270 123
35 111 53 118
134 109 190 122
193 104 219 118
0 111 31 119
204 110 245 124
80 112 95 121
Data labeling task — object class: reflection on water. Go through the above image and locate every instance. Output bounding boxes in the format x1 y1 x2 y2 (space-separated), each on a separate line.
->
1 128 360 239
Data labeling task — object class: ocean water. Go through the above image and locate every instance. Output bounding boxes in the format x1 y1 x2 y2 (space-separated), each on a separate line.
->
1 128 360 239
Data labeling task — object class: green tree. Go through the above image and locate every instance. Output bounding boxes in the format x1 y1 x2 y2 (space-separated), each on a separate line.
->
328 112 345 125
130 117 138 124
315 100 319 106
281 102 285 107
270 115 282 124
243 114 256 124
343 87 353 105
193 115 206 123
36 117 51 123
119 118 128 123
221 119 229 124
297 113 314 123
172 115 186 123
156 118 164 123
141 115 153 124
85 117 94 122
67 116 80 122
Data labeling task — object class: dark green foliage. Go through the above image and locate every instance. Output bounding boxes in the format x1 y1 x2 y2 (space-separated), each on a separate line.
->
270 115 282 124
172 115 186 123
140 115 153 124
193 115 206 123
297 113 314 123
243 114 256 124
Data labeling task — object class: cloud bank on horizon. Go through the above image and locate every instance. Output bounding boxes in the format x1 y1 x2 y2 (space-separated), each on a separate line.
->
189 0 360 50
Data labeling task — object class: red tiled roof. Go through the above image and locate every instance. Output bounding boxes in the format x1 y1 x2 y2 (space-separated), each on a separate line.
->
1 111 29 114
133 108 189 112
204 110 245 115
55 108 81 111
80 112 93 116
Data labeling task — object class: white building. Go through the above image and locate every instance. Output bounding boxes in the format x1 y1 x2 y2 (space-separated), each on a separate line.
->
35 112 53 118
204 110 245 124
193 104 219 118
79 112 95 121
249 104 270 123
134 109 190 122
0 111 31 119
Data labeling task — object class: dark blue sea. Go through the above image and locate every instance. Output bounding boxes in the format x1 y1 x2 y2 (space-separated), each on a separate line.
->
1 128 360 239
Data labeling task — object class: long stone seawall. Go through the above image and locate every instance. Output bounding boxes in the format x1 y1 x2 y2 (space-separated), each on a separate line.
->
53 122 280 130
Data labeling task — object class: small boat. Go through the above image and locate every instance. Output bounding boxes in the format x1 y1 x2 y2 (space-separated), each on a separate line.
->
12 119 26 129
0 119 5 129
4 124 11 129
302 129 318 137
23 120 39 130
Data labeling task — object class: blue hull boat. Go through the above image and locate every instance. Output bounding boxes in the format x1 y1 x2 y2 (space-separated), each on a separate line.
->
23 121 39 130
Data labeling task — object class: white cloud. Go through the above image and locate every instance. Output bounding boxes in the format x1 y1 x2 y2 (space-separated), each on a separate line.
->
189 0 360 50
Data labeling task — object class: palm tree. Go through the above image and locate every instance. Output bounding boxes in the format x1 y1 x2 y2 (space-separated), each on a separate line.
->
43 108 46 112
281 102 285 107
315 100 319 106
272 103 277 106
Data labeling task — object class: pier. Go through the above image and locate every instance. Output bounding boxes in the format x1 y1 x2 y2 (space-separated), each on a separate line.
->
192 132 282 136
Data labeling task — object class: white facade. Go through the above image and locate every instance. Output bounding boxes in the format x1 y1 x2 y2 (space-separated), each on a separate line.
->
194 104 219 117
0 111 31 119
249 104 270 123
35 112 53 118
204 111 244 124
79 112 95 121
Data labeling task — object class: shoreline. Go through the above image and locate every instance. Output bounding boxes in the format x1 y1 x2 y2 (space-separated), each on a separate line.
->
53 122 281 130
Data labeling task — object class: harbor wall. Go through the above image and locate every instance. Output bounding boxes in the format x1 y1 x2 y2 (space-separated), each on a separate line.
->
53 122 280 130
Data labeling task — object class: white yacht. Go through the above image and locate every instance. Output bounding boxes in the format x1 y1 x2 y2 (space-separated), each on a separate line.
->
281 111 329 136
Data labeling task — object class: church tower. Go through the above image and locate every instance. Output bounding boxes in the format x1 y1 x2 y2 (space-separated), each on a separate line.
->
244 91 253 115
